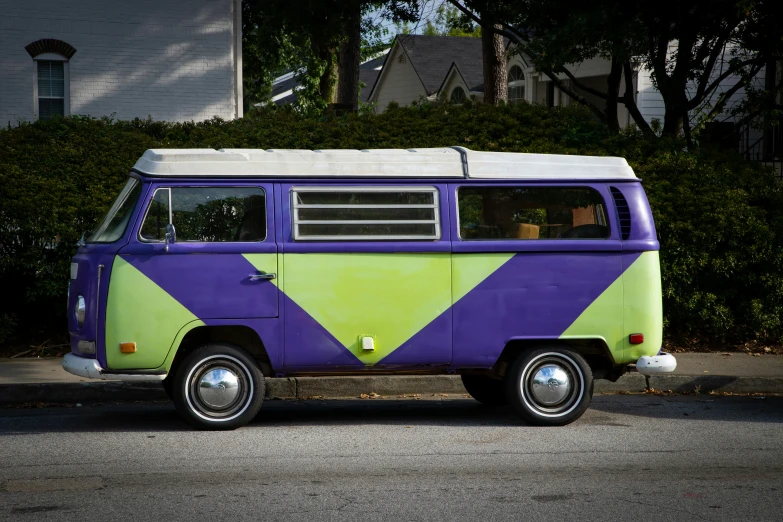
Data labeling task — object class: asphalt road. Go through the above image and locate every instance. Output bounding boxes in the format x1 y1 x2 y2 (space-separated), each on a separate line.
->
1 395 782 521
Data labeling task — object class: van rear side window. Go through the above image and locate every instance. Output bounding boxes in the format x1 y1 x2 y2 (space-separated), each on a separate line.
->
458 186 609 240
291 187 441 240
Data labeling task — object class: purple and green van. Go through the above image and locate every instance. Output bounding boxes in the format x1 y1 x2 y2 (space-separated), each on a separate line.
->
63 147 676 429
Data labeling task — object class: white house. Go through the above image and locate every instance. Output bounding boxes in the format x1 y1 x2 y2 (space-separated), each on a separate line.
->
368 35 778 168
0 0 243 124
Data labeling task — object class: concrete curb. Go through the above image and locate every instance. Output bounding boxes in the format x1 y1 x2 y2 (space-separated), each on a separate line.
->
2 374 783 405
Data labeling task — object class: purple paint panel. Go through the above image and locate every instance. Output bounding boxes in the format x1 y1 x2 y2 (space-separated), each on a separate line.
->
69 244 120 369
202 317 284 371
376 309 452 367
124 253 279 319
451 252 638 367
611 182 659 246
281 292 363 371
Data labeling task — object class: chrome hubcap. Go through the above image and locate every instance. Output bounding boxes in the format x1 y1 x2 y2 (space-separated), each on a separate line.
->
521 353 585 417
187 356 251 420
198 367 240 409
530 364 571 405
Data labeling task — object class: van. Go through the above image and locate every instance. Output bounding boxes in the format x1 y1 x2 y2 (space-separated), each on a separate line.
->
63 147 676 429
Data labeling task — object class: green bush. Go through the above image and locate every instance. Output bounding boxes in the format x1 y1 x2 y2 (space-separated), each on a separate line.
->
1 105 781 348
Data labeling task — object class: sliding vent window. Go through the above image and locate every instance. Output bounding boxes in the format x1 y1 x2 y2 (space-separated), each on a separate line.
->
458 186 609 240
292 187 441 240
140 187 266 242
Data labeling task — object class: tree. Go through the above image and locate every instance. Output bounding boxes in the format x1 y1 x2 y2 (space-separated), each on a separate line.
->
422 4 481 37
243 0 421 114
445 0 783 140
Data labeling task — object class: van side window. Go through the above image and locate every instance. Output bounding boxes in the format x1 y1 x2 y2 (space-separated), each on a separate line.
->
140 187 266 242
458 186 609 240
291 187 440 240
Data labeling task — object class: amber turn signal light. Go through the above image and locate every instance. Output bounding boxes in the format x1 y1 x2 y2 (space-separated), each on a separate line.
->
120 342 137 353
629 334 644 345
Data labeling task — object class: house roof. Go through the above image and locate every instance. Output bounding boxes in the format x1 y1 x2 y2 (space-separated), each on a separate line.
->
272 53 388 106
132 148 638 180
395 35 485 95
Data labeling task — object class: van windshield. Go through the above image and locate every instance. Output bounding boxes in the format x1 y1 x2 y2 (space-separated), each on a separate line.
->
87 177 142 243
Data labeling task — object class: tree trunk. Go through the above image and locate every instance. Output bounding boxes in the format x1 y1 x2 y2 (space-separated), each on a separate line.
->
662 103 685 137
605 57 623 134
312 38 338 104
481 23 507 105
335 3 362 111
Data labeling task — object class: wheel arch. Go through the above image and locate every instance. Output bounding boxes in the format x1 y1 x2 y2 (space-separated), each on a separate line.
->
489 338 621 381
166 325 274 378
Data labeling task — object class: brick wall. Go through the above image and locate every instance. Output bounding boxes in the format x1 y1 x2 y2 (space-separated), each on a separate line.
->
0 0 239 124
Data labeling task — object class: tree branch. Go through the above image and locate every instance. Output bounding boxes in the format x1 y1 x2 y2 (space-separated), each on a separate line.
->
700 63 765 123
445 1 528 46
556 66 608 100
687 56 766 110
690 34 731 105
537 68 607 124
621 60 654 136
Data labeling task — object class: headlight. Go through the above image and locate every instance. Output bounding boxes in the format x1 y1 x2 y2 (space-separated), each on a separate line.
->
76 296 86 327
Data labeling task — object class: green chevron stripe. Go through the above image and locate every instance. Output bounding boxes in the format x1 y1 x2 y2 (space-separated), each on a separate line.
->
105 256 204 370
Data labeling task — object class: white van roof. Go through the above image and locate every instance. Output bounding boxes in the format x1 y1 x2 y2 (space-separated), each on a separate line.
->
132 147 637 180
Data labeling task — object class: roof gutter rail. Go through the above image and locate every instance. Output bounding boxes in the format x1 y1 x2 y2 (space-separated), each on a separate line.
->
449 146 470 178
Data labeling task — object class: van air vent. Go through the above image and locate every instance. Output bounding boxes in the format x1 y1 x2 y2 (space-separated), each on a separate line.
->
610 187 631 240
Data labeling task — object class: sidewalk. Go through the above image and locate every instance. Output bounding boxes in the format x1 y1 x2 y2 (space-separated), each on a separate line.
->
1 352 783 405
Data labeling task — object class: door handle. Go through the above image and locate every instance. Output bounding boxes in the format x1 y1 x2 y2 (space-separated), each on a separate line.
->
249 272 276 281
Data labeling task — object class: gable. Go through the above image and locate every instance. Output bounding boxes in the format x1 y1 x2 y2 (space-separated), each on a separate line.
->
371 43 428 112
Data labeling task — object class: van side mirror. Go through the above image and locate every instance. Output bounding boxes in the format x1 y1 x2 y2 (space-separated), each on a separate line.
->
165 223 176 251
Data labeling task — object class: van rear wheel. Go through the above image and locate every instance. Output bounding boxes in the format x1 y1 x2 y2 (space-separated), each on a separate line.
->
172 344 264 430
461 374 508 406
506 348 593 426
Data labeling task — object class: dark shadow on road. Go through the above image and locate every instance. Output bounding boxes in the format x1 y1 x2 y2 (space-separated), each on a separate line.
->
2 395 782 436
589 394 783 423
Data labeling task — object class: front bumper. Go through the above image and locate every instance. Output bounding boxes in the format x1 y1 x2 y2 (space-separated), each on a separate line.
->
636 352 677 376
62 353 167 382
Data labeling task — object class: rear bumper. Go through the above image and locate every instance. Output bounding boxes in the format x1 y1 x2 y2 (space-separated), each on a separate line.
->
636 352 677 376
62 353 167 382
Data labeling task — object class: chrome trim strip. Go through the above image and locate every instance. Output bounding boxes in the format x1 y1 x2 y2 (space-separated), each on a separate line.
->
137 186 269 244
61 353 167 381
291 186 442 241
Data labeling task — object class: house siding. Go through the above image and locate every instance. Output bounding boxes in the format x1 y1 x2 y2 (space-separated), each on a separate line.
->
373 46 428 112
0 0 239 124
637 43 766 130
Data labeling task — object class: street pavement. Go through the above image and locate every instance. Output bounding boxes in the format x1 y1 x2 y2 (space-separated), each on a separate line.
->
1 395 782 521
2 353 783 405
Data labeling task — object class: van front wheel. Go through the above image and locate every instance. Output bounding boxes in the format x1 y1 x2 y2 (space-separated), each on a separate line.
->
506 348 593 426
172 344 265 430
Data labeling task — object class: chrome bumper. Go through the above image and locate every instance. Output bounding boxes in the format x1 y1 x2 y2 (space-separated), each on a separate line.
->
636 352 677 376
62 353 167 381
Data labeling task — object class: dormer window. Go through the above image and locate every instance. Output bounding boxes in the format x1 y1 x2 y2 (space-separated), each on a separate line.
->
450 86 466 104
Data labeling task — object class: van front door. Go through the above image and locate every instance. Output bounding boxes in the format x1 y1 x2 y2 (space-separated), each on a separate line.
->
107 183 278 370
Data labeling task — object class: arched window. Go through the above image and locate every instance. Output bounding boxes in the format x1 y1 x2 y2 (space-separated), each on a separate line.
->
25 39 76 120
507 65 525 104
450 86 466 104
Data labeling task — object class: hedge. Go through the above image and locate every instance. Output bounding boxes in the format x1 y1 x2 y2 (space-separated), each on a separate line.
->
1 103 782 349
